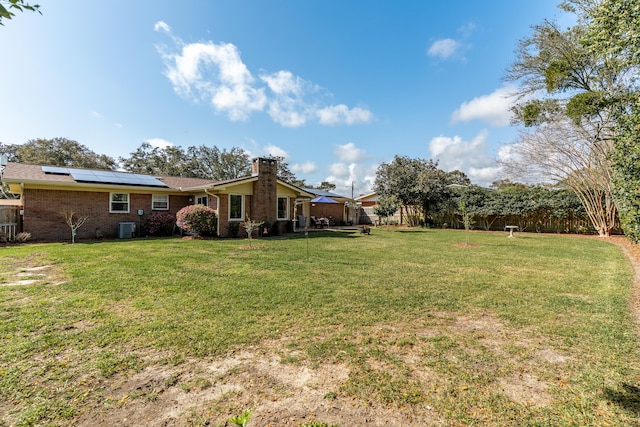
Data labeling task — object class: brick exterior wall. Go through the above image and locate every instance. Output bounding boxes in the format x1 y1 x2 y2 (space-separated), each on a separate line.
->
250 158 278 224
23 188 191 241
310 203 344 224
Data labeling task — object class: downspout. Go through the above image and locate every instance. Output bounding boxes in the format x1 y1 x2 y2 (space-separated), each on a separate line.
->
205 189 221 237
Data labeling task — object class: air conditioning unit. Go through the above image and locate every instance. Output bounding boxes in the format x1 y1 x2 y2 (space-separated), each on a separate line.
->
118 222 136 239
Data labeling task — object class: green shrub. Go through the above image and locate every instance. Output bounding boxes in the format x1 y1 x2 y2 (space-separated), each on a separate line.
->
143 212 175 236
176 205 217 236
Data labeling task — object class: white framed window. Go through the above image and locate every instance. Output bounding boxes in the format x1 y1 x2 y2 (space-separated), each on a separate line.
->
110 192 130 213
229 194 244 221
195 194 208 206
152 194 169 210
277 197 289 220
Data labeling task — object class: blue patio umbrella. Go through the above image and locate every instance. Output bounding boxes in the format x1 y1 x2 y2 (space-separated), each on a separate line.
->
310 195 338 203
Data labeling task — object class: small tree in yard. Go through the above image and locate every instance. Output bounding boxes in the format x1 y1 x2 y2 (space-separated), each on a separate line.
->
62 210 88 244
458 201 475 246
241 215 263 245
373 194 400 230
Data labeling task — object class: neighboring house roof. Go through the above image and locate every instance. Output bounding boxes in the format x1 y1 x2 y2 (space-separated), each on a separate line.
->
355 191 377 202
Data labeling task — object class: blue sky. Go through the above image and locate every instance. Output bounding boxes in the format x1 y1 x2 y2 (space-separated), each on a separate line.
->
1 1 571 196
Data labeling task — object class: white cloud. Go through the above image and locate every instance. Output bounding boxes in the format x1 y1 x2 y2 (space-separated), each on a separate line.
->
334 142 369 163
326 162 377 197
263 144 288 159
260 70 315 127
458 22 476 38
291 161 317 174
317 104 373 125
146 138 174 149
154 21 171 33
161 41 266 121
428 130 503 186
427 38 460 59
450 85 517 127
91 111 102 119
328 162 350 178
156 23 373 127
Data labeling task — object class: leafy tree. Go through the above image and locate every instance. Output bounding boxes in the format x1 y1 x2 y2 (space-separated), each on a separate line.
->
584 0 640 67
4 138 117 169
267 155 298 183
453 185 496 230
317 181 336 191
0 0 40 26
374 155 452 227
290 179 308 188
119 143 193 177
373 194 400 230
374 155 427 226
416 161 451 223
120 143 252 180
187 145 250 180
503 0 632 237
583 0 640 241
445 170 471 186
610 103 640 241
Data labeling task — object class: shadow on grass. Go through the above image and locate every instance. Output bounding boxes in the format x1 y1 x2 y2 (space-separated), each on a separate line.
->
604 383 640 417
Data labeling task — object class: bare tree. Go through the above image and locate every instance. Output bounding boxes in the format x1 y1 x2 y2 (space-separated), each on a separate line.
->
502 114 616 237
241 215 263 246
62 210 89 244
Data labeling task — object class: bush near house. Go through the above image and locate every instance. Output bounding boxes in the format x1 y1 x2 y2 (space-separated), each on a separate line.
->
176 204 217 236
143 212 176 236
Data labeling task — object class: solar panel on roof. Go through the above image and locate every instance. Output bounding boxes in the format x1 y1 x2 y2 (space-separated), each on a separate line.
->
41 166 70 175
66 168 168 187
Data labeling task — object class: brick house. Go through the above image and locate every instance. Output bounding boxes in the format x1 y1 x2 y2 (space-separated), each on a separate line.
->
1 157 313 241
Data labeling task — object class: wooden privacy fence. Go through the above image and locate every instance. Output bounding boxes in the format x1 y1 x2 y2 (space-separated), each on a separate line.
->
360 206 402 225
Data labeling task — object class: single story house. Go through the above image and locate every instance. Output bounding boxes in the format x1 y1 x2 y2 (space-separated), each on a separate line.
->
1 157 314 241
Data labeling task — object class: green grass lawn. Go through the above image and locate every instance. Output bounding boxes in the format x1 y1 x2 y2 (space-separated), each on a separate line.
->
1 229 639 426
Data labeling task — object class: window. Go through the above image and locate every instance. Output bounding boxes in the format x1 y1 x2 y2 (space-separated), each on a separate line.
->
195 194 208 206
152 194 169 210
229 194 243 220
110 193 129 213
277 197 289 220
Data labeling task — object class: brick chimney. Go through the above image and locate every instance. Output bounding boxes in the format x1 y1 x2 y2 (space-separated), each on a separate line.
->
251 157 278 223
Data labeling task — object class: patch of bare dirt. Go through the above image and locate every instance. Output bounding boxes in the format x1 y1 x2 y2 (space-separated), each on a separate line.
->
499 373 552 407
74 343 442 427
1 260 67 287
